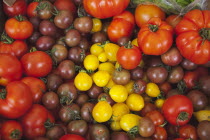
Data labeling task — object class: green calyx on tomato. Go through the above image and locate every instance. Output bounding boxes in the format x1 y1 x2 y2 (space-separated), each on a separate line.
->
148 24 159 32
1 33 14 44
44 119 55 130
199 28 210 41
0 89 6 99
177 112 190 124
10 129 21 139
128 126 138 137
14 15 26 22
60 95 73 105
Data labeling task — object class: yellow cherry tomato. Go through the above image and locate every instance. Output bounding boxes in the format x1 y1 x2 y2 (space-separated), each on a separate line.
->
145 82 160 97
84 54 99 71
124 80 134 95
74 71 93 91
98 62 115 75
91 18 102 33
126 93 144 111
98 52 108 62
105 78 116 89
193 110 210 122
155 98 165 108
110 121 122 131
112 103 130 121
103 42 120 62
90 43 104 56
131 38 138 47
109 85 128 103
92 100 112 123
92 70 111 87
120 114 141 132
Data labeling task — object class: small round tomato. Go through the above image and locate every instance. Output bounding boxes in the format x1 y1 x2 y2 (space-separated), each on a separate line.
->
93 70 111 87
103 42 120 62
90 43 104 56
60 134 85 140
145 82 161 97
109 85 128 103
124 80 134 95
152 126 167 140
110 121 122 131
74 71 93 91
1 120 23 140
84 54 99 71
155 98 165 108
98 52 108 62
178 124 198 140
92 100 112 123
120 114 141 132
112 102 130 121
27 1 39 17
146 110 165 126
126 93 144 111
98 62 115 75
21 51 53 77
91 18 102 33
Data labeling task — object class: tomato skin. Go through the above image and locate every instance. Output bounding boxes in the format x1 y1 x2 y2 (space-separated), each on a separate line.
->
5 17 33 40
21 51 53 77
83 0 130 19
0 54 23 86
60 134 85 140
178 124 198 140
21 104 55 139
1 120 23 140
175 9 210 64
152 126 167 140
54 0 76 15
145 110 165 126
0 81 33 119
162 94 193 126
116 44 142 70
27 1 39 17
137 17 173 55
21 77 46 103
183 71 199 89
0 40 28 59
3 0 27 17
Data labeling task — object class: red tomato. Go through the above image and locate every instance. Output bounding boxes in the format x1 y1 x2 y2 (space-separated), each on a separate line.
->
0 81 33 119
21 51 53 77
116 44 142 70
0 54 22 86
1 120 23 140
5 16 33 40
162 95 193 126
145 110 165 126
178 124 198 140
0 40 28 59
137 17 173 55
152 126 167 140
3 0 27 17
175 9 210 64
27 1 39 17
183 71 199 89
54 0 76 15
60 134 85 140
21 77 46 103
107 11 135 43
21 104 55 139
135 4 165 28
83 0 130 19
165 14 182 28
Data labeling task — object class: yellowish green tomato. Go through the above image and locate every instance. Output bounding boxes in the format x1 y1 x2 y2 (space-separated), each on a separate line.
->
145 82 161 97
109 84 128 103
74 71 93 91
84 54 99 71
92 70 111 87
126 93 144 111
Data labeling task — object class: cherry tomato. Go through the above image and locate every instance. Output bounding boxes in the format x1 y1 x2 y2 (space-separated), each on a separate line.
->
27 1 39 17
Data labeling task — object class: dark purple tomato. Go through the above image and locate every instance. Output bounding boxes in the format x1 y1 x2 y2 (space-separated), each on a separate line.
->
130 66 144 81
87 84 103 99
139 102 157 117
78 37 91 51
111 132 130 140
33 137 50 140
81 102 94 123
167 66 184 84
112 69 131 85
138 117 155 137
46 73 63 91
133 79 147 94
28 31 41 45
54 10 74 29
145 56 163 68
65 29 81 47
51 44 68 64
37 0 54 19
199 76 210 96
68 46 85 64
67 120 88 136
197 120 210 140
57 60 76 80
46 125 65 140
29 16 41 31
73 16 93 33
42 91 60 110
181 58 198 70
146 66 168 84
36 35 55 51
89 124 110 140
39 20 58 37
91 31 107 43
75 93 89 107
166 89 181 99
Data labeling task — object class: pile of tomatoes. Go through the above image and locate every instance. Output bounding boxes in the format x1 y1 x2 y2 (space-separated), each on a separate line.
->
0 0 210 140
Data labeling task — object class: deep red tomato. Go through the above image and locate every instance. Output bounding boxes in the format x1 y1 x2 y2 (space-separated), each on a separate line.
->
21 104 55 139
83 0 130 19
5 16 33 40
108 10 135 43
162 94 193 126
116 44 142 70
137 17 173 55
175 9 210 64
145 110 165 126
54 0 76 15
3 0 27 17
27 1 39 17
0 39 28 59
178 124 198 140
20 51 53 77
0 81 33 119
152 126 167 140
0 54 23 86
1 120 23 140
59 134 85 140
21 77 46 103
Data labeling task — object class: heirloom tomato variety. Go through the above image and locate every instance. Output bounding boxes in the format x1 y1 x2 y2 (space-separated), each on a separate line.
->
137 17 173 55
175 9 210 64
0 54 22 86
83 0 130 19
0 81 33 119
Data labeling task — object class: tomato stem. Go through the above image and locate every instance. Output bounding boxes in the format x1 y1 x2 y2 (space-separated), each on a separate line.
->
1 32 14 44
199 28 210 41
0 89 6 99
177 112 189 124
124 41 133 49
44 119 54 129
60 95 73 105
128 126 138 137
148 24 159 32
10 129 21 139
15 15 25 22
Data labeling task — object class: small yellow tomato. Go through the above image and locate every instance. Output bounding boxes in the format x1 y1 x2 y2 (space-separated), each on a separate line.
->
110 121 122 131
74 71 93 91
92 100 112 123
126 93 144 111
92 70 111 87
105 78 116 89
131 38 138 47
145 82 160 97
109 85 128 103
98 52 108 62
112 103 130 121
120 114 141 132
91 18 102 33
84 54 99 71
155 98 165 108
98 62 115 75
193 110 210 122
103 42 120 62
90 43 103 56
124 80 134 95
